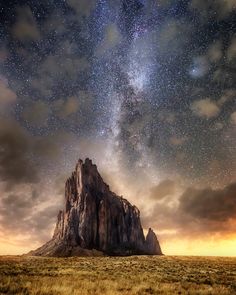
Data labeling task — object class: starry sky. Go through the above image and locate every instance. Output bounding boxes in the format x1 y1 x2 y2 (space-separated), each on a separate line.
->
0 0 236 256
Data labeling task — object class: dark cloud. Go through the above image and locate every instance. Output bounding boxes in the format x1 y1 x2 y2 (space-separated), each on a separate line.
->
0 190 61 243
0 191 39 220
179 182 236 222
0 118 38 186
0 118 70 189
143 181 236 237
11 6 41 41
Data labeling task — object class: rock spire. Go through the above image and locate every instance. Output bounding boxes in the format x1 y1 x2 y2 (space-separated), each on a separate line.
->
30 158 162 256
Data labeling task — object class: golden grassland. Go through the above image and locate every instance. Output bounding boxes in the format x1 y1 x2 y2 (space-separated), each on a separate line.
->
0 255 235 295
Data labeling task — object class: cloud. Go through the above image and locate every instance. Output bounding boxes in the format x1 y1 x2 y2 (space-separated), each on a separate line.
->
42 10 67 35
22 101 50 127
52 91 93 123
0 81 17 108
0 118 68 188
189 0 236 20
207 41 223 63
227 36 236 62
213 68 234 86
38 55 89 80
218 89 235 106
179 183 236 223
158 19 192 56
169 136 187 146
143 182 236 237
53 96 79 118
157 110 176 124
149 180 176 200
211 122 224 131
0 119 38 186
0 191 39 222
96 23 121 56
230 112 236 124
0 125 83 245
31 77 54 97
190 91 234 119
157 0 174 8
190 98 220 118
32 53 90 97
67 0 96 18
0 185 62 244
11 6 41 41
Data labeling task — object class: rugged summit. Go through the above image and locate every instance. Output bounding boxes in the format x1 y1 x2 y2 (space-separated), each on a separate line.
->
30 158 162 256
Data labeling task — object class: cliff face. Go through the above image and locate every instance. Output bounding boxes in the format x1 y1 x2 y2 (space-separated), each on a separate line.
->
30 158 162 256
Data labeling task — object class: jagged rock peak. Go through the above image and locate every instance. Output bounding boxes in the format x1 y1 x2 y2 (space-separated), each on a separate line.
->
29 158 162 257
64 158 110 213
145 228 162 255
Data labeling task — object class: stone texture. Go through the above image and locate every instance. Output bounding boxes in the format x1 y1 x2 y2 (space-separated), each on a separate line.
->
145 228 162 255
30 158 162 256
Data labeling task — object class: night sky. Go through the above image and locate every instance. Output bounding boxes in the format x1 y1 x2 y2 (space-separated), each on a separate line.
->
0 0 235 255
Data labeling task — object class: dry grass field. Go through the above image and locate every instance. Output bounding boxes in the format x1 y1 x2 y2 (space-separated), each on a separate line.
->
0 255 235 295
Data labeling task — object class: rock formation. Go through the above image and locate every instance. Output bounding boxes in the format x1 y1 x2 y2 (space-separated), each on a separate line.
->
30 158 162 256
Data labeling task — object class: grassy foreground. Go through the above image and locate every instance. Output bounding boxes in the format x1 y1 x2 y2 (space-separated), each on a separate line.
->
0 255 235 295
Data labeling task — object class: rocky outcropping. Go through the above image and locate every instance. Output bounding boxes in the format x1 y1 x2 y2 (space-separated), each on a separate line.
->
30 158 162 256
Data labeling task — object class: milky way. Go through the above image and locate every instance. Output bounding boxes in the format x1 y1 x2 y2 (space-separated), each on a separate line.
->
0 0 235 255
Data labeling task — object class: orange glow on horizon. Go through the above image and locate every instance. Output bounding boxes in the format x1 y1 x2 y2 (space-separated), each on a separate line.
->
0 235 236 257
161 235 236 257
